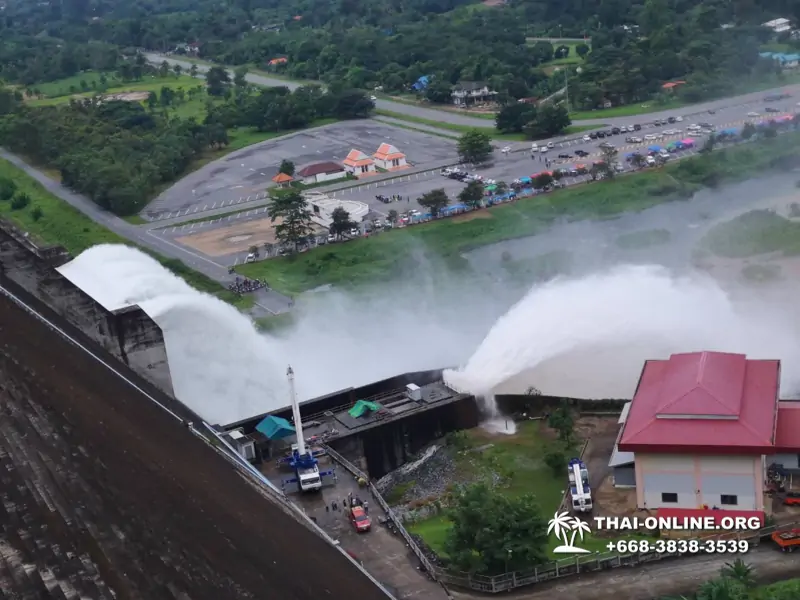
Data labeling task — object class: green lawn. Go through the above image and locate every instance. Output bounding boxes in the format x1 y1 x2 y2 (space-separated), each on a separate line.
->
237 131 800 296
376 108 598 140
541 42 591 68
0 159 252 309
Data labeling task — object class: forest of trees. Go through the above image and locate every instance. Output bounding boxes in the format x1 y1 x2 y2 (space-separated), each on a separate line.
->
2 0 798 109
0 70 373 215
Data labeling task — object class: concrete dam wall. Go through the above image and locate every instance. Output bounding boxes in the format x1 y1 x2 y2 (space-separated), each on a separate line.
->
0 220 175 396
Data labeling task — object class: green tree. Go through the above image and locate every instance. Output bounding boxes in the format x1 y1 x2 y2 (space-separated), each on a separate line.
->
701 134 717 154
158 60 170 78
267 191 314 251
720 559 755 588
599 146 619 178
532 172 553 190
524 104 571 139
189 64 199 78
418 188 449 217
278 159 295 176
575 43 590 58
233 65 249 89
0 177 17 200
554 45 570 59
696 577 747 600
458 180 484 209
543 449 566 476
457 130 492 165
329 206 357 238
630 152 646 168
173 63 182 77
205 66 231 96
30 206 43 221
547 401 574 443
387 209 398 224
741 122 757 140
495 103 536 134
443 483 549 574
10 192 31 210
425 80 453 104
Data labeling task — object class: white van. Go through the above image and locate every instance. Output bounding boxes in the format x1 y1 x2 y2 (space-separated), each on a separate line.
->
245 252 256 263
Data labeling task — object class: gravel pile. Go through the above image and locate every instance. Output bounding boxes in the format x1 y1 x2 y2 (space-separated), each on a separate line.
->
379 445 459 506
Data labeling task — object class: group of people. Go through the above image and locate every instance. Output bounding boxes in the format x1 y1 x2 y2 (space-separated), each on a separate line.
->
375 194 409 203
227 276 268 295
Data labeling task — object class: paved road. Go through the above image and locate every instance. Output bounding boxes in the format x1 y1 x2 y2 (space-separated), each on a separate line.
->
145 52 800 128
0 148 292 314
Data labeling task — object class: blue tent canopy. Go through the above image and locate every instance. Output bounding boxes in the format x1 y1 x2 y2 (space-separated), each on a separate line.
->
648 145 661 152
256 415 295 440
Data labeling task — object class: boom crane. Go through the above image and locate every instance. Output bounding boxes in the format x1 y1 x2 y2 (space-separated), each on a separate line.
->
287 366 322 492
568 458 593 513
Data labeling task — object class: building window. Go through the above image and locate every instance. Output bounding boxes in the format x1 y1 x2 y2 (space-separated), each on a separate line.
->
360 165 369 173
720 495 738 506
392 159 399 167
661 492 678 503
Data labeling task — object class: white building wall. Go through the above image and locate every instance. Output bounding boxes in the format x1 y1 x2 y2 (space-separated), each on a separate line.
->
636 454 763 510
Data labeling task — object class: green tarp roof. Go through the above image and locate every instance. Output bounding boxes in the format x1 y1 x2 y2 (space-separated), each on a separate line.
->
256 415 295 440
349 400 381 418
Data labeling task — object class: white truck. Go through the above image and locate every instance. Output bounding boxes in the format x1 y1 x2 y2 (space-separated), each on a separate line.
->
297 464 322 491
568 458 593 513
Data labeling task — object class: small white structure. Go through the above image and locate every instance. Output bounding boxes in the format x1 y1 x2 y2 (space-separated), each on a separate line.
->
372 143 408 171
405 383 422 401
225 429 256 461
303 192 369 228
296 161 348 185
343 149 376 177
763 18 792 34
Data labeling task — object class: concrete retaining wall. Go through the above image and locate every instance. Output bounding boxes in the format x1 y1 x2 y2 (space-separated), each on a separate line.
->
0 220 174 395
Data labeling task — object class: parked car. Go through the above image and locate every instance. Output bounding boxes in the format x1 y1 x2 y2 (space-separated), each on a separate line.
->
582 135 591 142
611 127 621 134
575 149 590 157
765 107 780 113
558 153 571 159
632 124 642 131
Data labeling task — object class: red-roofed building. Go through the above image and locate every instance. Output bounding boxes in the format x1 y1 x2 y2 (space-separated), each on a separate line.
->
342 150 376 178
296 161 347 185
372 143 408 171
271 172 294 188
613 351 800 513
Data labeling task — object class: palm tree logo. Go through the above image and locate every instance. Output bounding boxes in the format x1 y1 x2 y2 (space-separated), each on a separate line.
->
548 511 592 554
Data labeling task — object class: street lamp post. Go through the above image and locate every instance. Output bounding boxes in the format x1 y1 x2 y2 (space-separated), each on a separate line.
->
505 549 513 573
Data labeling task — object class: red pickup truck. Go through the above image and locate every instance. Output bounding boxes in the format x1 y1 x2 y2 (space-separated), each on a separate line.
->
349 506 371 533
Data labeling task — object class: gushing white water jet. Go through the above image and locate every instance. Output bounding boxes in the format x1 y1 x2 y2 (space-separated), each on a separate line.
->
60 245 289 425
444 265 800 413
60 245 499 425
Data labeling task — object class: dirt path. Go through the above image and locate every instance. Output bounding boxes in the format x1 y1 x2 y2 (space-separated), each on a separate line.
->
450 546 799 600
0 285 391 600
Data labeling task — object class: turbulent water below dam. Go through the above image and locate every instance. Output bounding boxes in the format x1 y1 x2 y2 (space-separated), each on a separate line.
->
62 175 800 424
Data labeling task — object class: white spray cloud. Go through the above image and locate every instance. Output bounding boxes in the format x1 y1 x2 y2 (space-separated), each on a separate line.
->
445 265 800 403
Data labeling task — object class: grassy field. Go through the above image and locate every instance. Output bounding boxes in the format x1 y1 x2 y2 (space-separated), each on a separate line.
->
375 109 598 140
28 73 201 105
237 131 800 295
407 421 571 558
0 159 252 309
615 228 672 249
700 209 800 257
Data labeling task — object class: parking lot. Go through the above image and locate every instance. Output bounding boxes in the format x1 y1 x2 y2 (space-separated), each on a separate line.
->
143 120 459 220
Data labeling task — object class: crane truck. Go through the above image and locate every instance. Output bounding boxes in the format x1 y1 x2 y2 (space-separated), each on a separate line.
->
568 458 592 513
286 366 322 492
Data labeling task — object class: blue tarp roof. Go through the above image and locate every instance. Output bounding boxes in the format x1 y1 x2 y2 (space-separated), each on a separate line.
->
648 145 661 151
256 415 295 440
